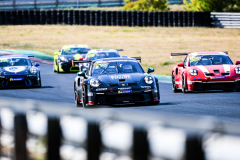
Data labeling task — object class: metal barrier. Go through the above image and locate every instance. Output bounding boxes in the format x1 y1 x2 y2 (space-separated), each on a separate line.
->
1 98 240 160
211 12 240 28
0 0 184 10
0 10 211 27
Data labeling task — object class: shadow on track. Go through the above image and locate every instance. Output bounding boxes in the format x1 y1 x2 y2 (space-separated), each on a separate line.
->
82 103 165 109
160 102 178 105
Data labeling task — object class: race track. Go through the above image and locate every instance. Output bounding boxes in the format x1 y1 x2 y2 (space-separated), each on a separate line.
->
1 64 240 122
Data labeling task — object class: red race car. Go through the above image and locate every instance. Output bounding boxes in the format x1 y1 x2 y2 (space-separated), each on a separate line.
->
171 51 240 93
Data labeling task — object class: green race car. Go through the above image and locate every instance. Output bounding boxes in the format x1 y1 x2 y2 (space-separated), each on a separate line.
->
53 44 91 73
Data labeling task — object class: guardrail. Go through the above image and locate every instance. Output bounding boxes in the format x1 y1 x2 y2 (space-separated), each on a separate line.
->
1 98 240 160
0 0 184 10
211 12 240 28
0 10 211 27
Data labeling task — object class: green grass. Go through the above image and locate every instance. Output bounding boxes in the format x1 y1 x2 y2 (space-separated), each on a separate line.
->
123 29 133 32
1 25 8 29
161 61 174 66
40 50 53 55
1 43 35 50
92 46 101 49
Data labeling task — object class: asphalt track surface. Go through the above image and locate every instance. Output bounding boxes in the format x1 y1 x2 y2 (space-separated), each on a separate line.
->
1 64 240 122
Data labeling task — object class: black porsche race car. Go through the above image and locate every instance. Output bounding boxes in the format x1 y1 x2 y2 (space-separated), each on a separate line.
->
0 55 41 88
73 57 160 108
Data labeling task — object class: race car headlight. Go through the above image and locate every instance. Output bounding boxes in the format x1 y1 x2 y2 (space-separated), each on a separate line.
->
144 76 154 84
190 69 198 76
90 79 100 87
235 67 240 74
30 68 37 74
60 57 68 62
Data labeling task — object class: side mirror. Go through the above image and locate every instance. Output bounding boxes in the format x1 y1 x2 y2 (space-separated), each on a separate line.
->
236 60 240 65
147 67 155 74
177 62 184 67
77 71 85 77
35 62 40 67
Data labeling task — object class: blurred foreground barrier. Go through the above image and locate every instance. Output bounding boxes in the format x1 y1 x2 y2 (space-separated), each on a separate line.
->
211 12 240 28
0 10 212 27
1 98 240 160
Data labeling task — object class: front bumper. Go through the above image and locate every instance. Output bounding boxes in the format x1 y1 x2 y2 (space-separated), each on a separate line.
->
87 88 159 105
59 62 79 72
0 75 40 88
187 79 240 91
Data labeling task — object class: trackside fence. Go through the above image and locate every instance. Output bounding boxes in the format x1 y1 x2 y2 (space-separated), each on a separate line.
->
211 12 240 28
0 0 184 10
1 98 240 160
0 10 211 27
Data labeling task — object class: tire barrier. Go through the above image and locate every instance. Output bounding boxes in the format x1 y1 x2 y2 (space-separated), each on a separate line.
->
211 12 240 28
1 98 240 160
0 10 212 27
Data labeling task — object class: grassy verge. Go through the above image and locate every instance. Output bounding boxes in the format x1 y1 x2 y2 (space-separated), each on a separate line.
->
1 25 240 76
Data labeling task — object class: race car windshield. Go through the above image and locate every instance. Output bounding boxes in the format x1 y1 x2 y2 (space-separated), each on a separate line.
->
62 48 90 55
0 58 32 67
92 61 144 76
87 52 120 60
189 55 233 66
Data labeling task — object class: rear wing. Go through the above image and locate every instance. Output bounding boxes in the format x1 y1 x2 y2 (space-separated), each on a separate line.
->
224 51 228 54
72 60 92 67
27 54 34 57
116 49 123 51
131 57 141 63
170 52 190 59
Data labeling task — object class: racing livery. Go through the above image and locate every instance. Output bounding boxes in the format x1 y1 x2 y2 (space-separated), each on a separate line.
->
74 49 122 71
53 44 91 73
171 52 240 93
74 57 160 108
0 55 41 88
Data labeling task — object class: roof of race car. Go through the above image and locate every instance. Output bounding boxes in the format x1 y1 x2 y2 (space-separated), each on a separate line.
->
93 57 138 63
88 49 119 53
61 44 90 50
190 52 228 56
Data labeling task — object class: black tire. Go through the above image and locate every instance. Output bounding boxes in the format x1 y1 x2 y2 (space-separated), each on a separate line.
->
82 85 88 108
74 89 81 107
223 89 233 92
53 66 56 72
155 79 160 100
172 72 179 93
36 73 41 88
182 74 187 93
57 63 60 73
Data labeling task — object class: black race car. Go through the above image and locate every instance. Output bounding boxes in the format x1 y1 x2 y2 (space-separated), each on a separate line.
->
73 57 160 108
53 44 91 73
0 55 41 88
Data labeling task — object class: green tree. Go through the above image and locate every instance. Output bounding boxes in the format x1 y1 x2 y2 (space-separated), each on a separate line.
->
183 0 240 12
122 0 170 11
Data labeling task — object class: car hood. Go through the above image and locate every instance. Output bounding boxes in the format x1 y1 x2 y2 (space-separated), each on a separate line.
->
61 54 86 61
195 64 233 74
95 73 146 84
